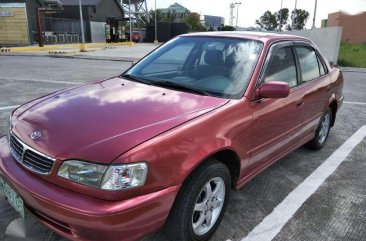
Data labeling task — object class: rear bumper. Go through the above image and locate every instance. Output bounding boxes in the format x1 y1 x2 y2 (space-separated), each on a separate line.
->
0 136 179 241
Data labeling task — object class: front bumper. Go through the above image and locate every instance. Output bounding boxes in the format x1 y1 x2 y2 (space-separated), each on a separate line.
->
0 136 179 241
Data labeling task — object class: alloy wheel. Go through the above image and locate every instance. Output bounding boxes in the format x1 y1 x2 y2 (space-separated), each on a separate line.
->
192 177 225 236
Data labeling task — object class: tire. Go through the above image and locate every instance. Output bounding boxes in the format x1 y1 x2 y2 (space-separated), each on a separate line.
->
165 159 231 241
306 108 332 150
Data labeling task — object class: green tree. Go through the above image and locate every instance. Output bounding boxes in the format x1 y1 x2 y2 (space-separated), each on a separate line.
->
291 9 310 30
149 9 163 22
185 13 206 32
217 25 236 31
148 10 177 23
255 11 278 31
165 10 177 23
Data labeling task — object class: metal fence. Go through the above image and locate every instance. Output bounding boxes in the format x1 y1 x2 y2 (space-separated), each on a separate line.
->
29 17 86 45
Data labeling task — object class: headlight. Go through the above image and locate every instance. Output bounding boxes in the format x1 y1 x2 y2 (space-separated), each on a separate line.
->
58 160 107 188
101 163 148 190
58 160 148 190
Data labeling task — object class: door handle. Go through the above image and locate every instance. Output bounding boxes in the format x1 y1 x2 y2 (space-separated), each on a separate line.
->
296 101 304 107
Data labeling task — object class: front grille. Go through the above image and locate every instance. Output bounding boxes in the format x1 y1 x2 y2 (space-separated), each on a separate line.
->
9 134 24 162
9 133 55 175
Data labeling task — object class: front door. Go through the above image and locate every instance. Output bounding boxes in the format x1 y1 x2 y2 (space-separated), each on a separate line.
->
248 43 305 169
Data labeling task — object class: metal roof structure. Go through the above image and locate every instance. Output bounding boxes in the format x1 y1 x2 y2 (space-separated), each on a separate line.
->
57 0 123 13
120 0 149 24
58 0 102 5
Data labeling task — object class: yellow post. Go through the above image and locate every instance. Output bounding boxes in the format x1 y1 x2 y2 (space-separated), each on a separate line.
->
80 44 87 52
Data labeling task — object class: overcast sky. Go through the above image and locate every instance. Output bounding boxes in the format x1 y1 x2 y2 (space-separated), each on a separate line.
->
146 0 366 28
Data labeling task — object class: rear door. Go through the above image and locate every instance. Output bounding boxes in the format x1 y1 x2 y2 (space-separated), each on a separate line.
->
294 43 332 136
249 41 306 168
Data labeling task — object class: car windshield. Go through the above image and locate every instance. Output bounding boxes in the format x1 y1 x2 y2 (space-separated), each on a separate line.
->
124 36 263 99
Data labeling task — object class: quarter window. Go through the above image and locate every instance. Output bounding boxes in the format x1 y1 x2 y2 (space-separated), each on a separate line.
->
317 55 326 76
263 47 297 88
296 47 320 82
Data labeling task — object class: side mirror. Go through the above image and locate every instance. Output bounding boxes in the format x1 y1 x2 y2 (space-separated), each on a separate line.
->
329 61 339 68
255 81 290 99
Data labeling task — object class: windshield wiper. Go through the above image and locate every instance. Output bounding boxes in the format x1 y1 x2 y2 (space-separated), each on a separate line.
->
121 74 151 85
150 80 211 96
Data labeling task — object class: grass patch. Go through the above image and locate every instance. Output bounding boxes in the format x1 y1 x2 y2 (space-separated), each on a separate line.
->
338 42 366 68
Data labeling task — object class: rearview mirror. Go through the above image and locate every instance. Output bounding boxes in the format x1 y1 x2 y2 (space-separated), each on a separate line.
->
256 81 290 99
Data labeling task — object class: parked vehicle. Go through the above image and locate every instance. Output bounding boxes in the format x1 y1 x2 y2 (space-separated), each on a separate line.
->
0 32 343 241
126 31 142 43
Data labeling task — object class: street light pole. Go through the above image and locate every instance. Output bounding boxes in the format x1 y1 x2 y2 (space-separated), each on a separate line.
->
312 0 318 29
235 2 242 29
154 0 158 43
78 0 86 51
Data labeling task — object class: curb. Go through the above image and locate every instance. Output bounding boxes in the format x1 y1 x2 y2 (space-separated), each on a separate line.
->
0 48 11 52
6 42 135 52
49 49 80 54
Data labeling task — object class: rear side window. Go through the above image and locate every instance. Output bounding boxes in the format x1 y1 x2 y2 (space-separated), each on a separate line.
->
296 47 320 82
263 47 297 88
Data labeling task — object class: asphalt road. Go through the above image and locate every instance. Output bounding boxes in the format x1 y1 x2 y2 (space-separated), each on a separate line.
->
0 55 366 241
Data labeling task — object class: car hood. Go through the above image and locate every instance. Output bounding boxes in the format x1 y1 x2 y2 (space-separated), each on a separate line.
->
12 77 229 164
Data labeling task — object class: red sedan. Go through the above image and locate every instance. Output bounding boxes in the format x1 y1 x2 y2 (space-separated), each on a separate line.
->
0 32 343 241
126 31 142 42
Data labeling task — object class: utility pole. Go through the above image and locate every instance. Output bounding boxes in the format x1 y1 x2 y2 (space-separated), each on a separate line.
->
154 0 158 43
312 0 318 29
292 0 298 29
128 0 132 42
37 9 44 47
235 2 242 29
278 0 283 31
79 0 86 51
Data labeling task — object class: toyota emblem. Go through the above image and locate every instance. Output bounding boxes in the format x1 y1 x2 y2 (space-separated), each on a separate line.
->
30 131 42 140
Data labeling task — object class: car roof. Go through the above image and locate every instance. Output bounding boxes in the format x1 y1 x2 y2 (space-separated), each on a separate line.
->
180 31 311 44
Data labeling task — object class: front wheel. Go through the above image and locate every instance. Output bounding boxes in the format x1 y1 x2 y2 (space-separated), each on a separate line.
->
165 159 231 241
306 108 332 150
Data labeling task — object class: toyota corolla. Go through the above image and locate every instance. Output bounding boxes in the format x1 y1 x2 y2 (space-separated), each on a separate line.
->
0 32 343 241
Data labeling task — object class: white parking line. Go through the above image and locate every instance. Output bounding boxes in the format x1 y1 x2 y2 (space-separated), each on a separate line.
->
0 105 20 111
241 125 366 241
344 101 366 106
1 77 82 85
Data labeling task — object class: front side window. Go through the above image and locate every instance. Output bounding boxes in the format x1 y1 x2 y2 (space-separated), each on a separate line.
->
124 36 263 99
296 46 321 82
263 47 298 88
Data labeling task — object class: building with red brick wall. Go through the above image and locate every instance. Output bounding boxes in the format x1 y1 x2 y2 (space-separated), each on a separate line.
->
322 11 366 44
